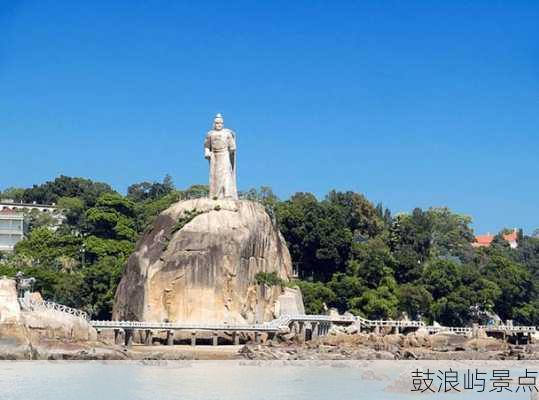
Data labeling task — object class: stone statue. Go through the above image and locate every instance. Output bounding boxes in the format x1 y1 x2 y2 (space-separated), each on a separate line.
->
204 113 238 199
15 271 35 299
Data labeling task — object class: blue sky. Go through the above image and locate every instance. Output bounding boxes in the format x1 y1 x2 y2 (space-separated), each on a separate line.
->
1 1 538 234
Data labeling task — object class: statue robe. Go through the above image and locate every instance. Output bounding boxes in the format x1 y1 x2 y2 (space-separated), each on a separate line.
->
204 129 237 199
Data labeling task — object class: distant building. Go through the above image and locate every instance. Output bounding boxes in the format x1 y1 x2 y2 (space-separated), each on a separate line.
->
0 209 24 252
472 229 518 249
0 199 64 251
0 199 58 214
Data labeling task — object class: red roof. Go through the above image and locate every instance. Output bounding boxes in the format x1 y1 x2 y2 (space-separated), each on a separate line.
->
0 208 18 215
473 230 518 248
473 234 494 247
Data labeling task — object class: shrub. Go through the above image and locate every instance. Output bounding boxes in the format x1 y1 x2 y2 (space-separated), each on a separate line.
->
255 271 285 287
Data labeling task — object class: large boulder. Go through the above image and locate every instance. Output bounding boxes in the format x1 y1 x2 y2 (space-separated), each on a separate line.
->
0 278 21 323
0 279 31 359
23 309 97 342
113 198 302 323
0 278 97 359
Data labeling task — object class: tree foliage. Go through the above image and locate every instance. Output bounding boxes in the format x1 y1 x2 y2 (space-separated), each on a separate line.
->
22 175 114 206
3 177 538 326
277 192 538 325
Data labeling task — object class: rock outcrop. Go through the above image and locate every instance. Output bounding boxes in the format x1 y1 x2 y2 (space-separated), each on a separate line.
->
0 278 22 324
0 278 97 359
0 279 31 358
23 309 96 342
114 198 303 323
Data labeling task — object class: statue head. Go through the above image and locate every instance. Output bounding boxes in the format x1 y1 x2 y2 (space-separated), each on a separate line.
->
213 113 224 131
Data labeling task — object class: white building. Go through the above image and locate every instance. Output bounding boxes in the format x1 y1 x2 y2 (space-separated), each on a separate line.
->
0 199 58 214
0 209 24 252
0 200 64 251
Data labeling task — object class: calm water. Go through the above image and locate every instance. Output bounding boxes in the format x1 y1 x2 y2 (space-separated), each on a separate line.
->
0 361 534 400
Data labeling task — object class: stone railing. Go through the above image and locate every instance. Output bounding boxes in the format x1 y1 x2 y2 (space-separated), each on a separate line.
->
177 192 209 201
90 314 424 332
177 192 266 203
19 298 89 321
91 320 278 332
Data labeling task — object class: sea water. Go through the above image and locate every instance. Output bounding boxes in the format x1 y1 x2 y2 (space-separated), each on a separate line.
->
0 360 535 399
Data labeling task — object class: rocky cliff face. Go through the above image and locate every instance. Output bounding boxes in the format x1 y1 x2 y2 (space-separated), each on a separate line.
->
114 198 303 323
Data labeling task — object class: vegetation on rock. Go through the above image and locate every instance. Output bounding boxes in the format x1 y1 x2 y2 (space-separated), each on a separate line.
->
161 208 206 251
255 271 285 287
170 209 205 235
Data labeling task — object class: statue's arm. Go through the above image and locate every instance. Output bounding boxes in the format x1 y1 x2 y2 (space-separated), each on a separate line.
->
228 130 237 152
204 133 211 160
228 131 236 171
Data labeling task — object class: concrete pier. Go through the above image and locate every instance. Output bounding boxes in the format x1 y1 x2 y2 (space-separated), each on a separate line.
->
298 322 306 343
114 329 122 345
317 322 329 336
125 329 134 347
166 330 174 345
144 330 153 345
311 322 319 339
233 331 240 345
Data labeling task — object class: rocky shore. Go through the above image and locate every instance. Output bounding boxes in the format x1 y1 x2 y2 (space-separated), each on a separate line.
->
2 329 537 360
240 331 538 361
3 276 537 361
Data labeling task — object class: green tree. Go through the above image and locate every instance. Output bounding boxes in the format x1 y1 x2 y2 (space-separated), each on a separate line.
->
515 236 539 278
483 254 534 321
127 174 175 202
277 192 352 281
429 290 472 326
421 259 461 299
15 227 82 266
350 286 399 319
79 256 124 319
428 207 474 261
83 193 137 261
240 186 280 221
295 281 336 314
389 210 432 261
397 284 432 320
133 191 181 233
23 175 114 207
181 184 209 199
327 272 363 312
348 238 396 288
0 187 25 201
326 190 384 240
56 197 85 229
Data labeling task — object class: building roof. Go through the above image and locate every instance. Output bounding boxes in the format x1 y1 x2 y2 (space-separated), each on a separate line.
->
0 200 57 208
473 234 494 247
472 229 518 248
0 208 24 218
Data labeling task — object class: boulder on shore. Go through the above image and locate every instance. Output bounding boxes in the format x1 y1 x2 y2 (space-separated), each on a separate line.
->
114 198 303 323
0 278 97 359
